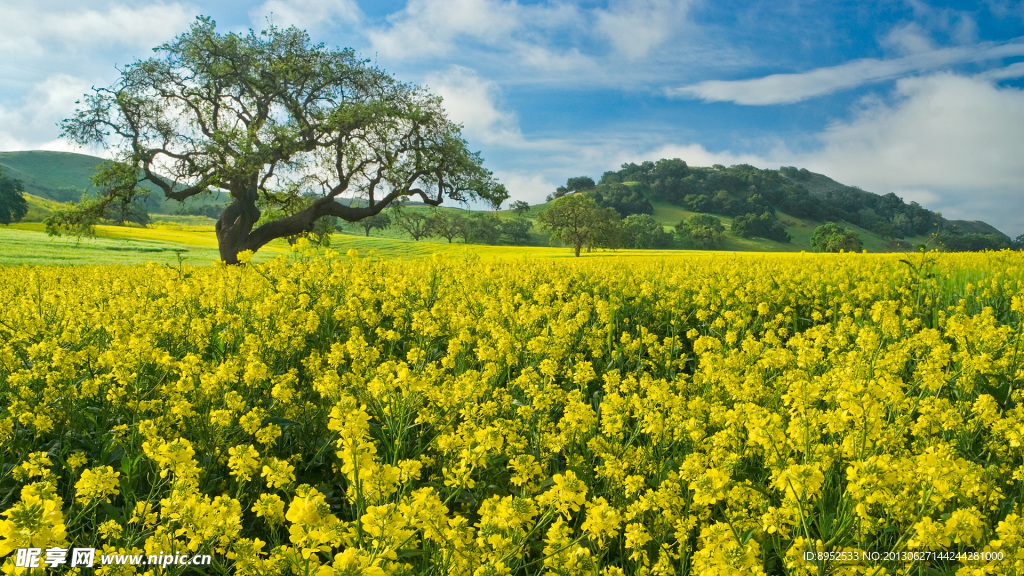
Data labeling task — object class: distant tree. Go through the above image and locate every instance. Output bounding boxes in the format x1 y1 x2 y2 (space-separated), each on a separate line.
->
676 214 725 249
509 200 531 216
499 217 533 245
933 230 1010 252
1014 234 1024 250
565 176 596 192
0 167 29 225
547 176 596 202
428 210 467 243
591 183 653 216
810 222 863 252
467 212 502 244
359 212 392 236
732 212 791 242
711 190 735 215
683 194 709 212
620 214 672 249
395 211 432 241
538 193 619 257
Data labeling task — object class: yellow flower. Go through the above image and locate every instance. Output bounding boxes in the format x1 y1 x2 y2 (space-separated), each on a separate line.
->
75 466 120 504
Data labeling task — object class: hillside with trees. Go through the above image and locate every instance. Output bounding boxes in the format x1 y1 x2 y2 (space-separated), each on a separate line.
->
549 159 1017 252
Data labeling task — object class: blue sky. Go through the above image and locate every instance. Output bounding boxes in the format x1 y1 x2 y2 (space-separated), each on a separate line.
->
1 0 1022 235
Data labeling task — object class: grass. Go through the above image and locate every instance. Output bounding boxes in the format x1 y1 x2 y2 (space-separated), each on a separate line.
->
1 221 713 266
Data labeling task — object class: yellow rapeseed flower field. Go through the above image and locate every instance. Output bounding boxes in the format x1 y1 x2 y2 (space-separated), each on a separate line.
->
1 247 1023 575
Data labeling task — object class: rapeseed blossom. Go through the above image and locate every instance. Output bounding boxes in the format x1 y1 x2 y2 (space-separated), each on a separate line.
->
0 250 1022 574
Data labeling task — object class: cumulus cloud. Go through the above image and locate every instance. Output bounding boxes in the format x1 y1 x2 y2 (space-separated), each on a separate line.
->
594 0 693 60
492 171 560 205
0 2 195 57
669 41 1024 105
0 75 99 153
424 67 527 147
637 143 774 170
250 0 361 32
367 0 523 60
799 74 1024 235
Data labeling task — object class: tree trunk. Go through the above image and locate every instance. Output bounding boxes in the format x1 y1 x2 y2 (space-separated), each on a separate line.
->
574 242 582 257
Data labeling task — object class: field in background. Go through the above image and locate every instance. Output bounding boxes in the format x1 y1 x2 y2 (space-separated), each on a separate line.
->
0 221 720 266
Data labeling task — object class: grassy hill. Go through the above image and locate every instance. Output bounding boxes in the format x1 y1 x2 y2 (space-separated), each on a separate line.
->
0 150 227 215
0 151 105 202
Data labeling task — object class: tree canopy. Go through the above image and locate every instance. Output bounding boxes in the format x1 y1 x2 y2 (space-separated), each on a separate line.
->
811 222 863 252
0 167 28 225
60 17 506 263
538 193 619 256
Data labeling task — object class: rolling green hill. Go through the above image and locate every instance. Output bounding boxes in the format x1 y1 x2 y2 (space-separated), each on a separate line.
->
0 150 105 202
0 150 227 215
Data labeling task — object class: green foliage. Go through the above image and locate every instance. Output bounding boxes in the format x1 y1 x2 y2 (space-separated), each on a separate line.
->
538 193 620 256
620 214 672 249
590 182 653 216
602 159 955 240
934 229 1011 252
395 211 432 241
0 166 28 225
498 217 533 245
60 17 506 264
426 210 467 243
358 212 392 237
732 211 791 243
811 222 863 252
466 212 502 244
509 200 531 216
676 214 725 249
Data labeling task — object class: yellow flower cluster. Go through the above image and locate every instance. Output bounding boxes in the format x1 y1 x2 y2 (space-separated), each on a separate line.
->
1 249 1023 575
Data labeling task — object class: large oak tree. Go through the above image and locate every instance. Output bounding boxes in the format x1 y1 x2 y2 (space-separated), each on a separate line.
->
61 17 507 263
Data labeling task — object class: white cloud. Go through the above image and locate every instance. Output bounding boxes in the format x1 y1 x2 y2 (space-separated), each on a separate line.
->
0 75 98 153
669 41 1024 105
250 0 361 32
881 22 937 55
0 2 195 57
493 171 560 205
799 74 1024 235
425 67 527 147
367 0 522 60
638 143 773 170
595 0 693 60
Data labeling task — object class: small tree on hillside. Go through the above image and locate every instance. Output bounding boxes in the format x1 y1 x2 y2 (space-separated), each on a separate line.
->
395 211 432 241
427 210 467 243
811 222 863 252
509 200 531 216
359 212 392 237
0 167 28 225
467 212 502 244
538 193 619 256
499 217 533 245
547 176 596 201
621 214 672 248
677 214 725 249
